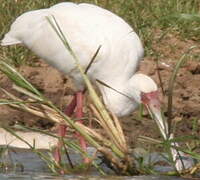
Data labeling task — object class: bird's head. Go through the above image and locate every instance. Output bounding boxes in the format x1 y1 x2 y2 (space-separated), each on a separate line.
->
98 73 164 123
128 73 163 124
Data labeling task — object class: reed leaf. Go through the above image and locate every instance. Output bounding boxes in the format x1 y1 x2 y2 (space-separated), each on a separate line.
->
167 46 197 133
0 60 42 98
46 15 128 157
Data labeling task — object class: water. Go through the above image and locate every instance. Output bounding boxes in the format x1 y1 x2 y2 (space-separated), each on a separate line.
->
0 148 187 180
0 174 186 180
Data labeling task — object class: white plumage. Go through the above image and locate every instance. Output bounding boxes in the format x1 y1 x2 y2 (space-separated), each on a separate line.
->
1 2 156 117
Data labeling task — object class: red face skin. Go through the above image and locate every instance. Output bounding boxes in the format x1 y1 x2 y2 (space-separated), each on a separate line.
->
141 90 161 109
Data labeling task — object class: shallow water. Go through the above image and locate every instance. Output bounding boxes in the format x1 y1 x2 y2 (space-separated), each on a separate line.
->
0 174 186 180
0 147 188 180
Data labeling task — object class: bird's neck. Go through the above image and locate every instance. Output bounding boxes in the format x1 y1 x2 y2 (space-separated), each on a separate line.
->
97 79 138 117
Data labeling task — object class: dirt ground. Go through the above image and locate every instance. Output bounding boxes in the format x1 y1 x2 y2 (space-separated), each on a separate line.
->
0 33 200 148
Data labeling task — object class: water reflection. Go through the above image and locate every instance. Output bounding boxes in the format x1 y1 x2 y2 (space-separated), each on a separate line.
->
0 148 187 180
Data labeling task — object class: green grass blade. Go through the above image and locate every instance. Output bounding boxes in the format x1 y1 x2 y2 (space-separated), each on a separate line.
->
0 60 42 97
167 46 197 133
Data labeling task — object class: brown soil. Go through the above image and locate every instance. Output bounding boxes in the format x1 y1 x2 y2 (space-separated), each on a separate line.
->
0 33 200 148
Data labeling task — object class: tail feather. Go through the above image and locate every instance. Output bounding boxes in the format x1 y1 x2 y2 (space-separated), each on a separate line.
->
1 34 21 46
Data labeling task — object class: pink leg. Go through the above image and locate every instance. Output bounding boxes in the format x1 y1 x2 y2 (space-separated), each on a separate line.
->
64 96 77 116
54 96 77 164
54 125 67 164
75 91 89 163
54 91 89 166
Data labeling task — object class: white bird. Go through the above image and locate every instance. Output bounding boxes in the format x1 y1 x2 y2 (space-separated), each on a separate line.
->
1 2 164 165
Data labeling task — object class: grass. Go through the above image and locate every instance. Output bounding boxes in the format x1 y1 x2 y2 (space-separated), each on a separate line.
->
0 0 200 177
0 0 200 65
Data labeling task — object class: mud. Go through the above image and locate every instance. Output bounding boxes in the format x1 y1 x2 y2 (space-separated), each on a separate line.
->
0 33 199 148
